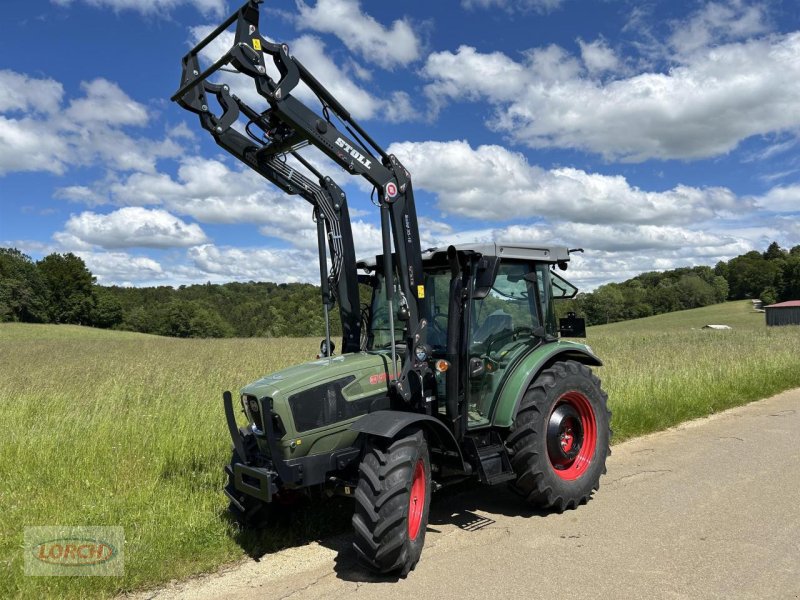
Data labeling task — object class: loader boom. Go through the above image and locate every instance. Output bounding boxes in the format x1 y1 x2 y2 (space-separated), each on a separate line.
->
172 0 430 404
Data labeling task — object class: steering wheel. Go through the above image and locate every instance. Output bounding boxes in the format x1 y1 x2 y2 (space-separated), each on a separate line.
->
483 326 536 356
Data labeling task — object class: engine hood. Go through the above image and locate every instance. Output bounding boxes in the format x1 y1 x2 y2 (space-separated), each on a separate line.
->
240 351 394 400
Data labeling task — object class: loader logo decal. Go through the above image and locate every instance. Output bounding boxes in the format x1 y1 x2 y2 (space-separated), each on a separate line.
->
385 182 398 198
335 137 372 169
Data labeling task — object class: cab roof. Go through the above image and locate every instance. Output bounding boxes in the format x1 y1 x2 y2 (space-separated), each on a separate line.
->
357 242 571 270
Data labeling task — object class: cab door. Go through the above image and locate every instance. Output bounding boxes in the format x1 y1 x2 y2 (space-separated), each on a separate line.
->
466 261 553 427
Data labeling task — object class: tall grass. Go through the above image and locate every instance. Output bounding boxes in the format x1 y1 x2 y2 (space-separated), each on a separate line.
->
1 302 798 598
1 328 319 599
589 302 800 440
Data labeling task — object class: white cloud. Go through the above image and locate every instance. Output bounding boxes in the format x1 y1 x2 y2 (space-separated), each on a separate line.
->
55 185 109 206
423 32 800 161
65 79 148 126
669 0 769 56
63 207 208 249
0 70 184 176
77 250 167 285
461 0 564 14
578 38 620 75
0 116 71 175
388 139 745 224
551 222 749 254
51 0 226 17
188 244 320 283
295 0 420 69
289 35 383 119
109 157 317 231
0 70 63 114
752 184 800 213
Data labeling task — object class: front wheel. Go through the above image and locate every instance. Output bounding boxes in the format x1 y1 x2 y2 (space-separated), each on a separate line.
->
507 360 611 512
352 430 431 576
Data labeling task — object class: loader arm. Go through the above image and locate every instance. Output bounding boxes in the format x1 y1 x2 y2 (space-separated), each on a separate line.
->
196 81 361 353
171 0 429 405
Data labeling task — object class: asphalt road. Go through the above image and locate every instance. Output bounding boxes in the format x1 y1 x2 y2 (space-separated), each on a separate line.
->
138 389 800 600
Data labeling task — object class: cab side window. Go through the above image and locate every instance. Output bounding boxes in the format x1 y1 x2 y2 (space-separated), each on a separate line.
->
471 261 538 349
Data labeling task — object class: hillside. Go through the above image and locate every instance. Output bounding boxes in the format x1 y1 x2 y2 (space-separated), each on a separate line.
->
590 299 764 333
2 304 798 598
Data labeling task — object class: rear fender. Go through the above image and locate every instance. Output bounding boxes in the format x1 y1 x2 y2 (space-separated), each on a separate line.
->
491 342 602 428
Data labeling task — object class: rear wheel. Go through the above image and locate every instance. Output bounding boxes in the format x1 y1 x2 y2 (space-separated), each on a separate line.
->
507 360 611 511
352 430 431 576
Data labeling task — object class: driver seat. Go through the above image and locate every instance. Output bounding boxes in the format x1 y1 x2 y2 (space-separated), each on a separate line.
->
472 310 512 345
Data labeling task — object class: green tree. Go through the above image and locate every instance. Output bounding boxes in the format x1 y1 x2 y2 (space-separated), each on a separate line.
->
90 287 123 328
121 305 154 333
676 275 715 309
763 241 786 261
37 253 96 324
0 248 50 322
779 255 800 301
590 284 625 324
711 276 729 303
726 252 781 299
760 286 778 306
190 306 234 338
160 301 196 338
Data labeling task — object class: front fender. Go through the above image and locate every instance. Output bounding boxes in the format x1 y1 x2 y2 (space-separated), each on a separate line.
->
490 341 602 428
351 410 467 472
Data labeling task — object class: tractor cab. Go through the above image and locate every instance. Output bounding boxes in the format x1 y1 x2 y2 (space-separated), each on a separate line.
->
359 242 585 429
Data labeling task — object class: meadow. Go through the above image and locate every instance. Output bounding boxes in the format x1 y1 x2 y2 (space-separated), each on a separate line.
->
1 300 799 598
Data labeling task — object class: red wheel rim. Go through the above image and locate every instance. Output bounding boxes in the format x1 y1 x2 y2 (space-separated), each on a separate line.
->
407 459 426 541
548 391 597 481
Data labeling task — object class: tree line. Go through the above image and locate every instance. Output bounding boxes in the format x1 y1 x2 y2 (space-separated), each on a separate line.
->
0 248 337 338
1 242 798 337
558 241 800 325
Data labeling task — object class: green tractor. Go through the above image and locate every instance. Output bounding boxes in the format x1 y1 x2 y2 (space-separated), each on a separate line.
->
173 1 610 576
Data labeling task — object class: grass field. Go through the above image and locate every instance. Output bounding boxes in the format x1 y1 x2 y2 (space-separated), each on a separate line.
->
2 301 799 598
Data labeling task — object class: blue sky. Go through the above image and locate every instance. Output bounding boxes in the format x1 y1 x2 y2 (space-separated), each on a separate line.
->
1 0 799 289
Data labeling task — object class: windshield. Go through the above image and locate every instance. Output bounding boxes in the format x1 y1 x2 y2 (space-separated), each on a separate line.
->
368 274 404 349
368 270 451 351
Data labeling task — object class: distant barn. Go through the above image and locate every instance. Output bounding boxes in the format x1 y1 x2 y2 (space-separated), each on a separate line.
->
765 300 800 326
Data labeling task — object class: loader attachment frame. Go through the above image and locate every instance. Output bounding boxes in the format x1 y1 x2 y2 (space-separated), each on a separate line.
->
172 0 431 405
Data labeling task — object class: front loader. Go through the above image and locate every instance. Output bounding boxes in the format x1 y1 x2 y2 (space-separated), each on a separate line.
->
172 0 611 576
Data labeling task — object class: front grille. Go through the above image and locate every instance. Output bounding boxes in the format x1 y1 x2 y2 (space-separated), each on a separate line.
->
286 376 390 432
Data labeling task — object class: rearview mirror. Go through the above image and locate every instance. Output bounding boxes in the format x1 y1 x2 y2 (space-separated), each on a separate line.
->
473 256 500 300
559 312 586 338
319 339 336 357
